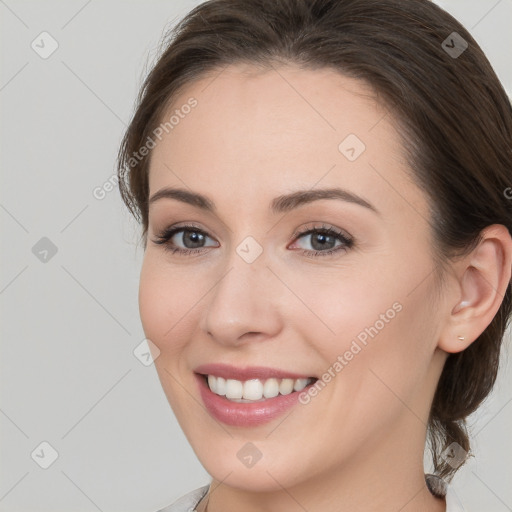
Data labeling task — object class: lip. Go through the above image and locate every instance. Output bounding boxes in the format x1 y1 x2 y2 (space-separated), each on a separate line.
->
194 365 317 427
194 363 314 381
195 374 314 427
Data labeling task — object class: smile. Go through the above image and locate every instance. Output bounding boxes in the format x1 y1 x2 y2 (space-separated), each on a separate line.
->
205 375 315 402
194 364 319 426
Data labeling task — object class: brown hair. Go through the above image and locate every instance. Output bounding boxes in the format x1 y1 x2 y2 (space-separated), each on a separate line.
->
117 0 512 481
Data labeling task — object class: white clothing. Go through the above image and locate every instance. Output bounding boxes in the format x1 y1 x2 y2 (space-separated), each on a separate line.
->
157 480 467 511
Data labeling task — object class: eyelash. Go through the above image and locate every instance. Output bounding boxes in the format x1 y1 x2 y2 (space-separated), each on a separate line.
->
151 222 354 258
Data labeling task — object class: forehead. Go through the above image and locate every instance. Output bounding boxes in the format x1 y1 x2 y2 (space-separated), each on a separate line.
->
147 63 427 221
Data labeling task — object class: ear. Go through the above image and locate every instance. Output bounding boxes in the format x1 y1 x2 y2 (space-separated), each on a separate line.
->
438 224 512 354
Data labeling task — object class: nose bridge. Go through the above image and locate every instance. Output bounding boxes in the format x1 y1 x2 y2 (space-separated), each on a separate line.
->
200 240 282 344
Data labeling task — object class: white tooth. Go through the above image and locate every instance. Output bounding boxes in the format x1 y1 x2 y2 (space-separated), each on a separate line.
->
211 375 311 400
263 378 279 398
279 378 294 395
225 379 243 399
293 378 309 392
229 397 265 403
243 379 263 400
216 376 226 396
207 375 217 393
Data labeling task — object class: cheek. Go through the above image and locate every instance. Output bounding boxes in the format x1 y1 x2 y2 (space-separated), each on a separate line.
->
330 272 439 425
138 255 201 417
293 257 436 397
138 254 194 353
287 264 404 354
138 258 164 345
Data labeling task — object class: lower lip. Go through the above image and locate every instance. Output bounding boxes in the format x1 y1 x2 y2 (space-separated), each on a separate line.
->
195 373 314 427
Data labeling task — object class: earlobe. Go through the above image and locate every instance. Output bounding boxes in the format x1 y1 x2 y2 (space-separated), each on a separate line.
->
438 224 512 354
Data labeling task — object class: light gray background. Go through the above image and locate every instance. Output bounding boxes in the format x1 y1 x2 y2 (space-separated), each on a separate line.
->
1 1 511 511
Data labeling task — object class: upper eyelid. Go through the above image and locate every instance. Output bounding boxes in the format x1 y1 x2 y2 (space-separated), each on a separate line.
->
160 222 352 244
291 222 351 239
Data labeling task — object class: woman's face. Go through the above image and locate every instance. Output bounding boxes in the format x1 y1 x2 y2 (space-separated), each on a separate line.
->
139 64 448 492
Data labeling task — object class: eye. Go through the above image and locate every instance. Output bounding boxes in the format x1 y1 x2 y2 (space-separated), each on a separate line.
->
289 222 354 257
151 223 218 256
151 221 354 258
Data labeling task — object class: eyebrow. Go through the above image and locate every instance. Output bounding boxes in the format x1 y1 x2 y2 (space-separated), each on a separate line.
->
148 186 380 215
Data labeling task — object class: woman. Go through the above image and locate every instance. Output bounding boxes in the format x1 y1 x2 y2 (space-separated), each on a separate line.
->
116 0 512 510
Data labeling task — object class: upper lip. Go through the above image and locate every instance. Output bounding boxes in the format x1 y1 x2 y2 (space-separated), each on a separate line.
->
194 363 315 381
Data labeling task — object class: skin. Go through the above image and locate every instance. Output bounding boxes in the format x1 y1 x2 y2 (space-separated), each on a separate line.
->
138 63 512 512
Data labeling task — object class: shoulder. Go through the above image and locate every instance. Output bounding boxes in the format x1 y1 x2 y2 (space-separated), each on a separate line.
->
155 485 210 512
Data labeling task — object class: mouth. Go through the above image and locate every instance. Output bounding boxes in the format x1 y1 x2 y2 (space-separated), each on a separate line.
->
193 364 319 426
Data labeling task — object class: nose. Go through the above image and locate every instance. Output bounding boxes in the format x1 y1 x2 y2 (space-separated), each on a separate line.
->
200 248 284 347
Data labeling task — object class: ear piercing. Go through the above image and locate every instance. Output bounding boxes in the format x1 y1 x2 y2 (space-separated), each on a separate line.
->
457 335 465 341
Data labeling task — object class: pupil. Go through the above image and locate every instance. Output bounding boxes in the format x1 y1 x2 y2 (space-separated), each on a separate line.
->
185 231 204 248
312 233 334 251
